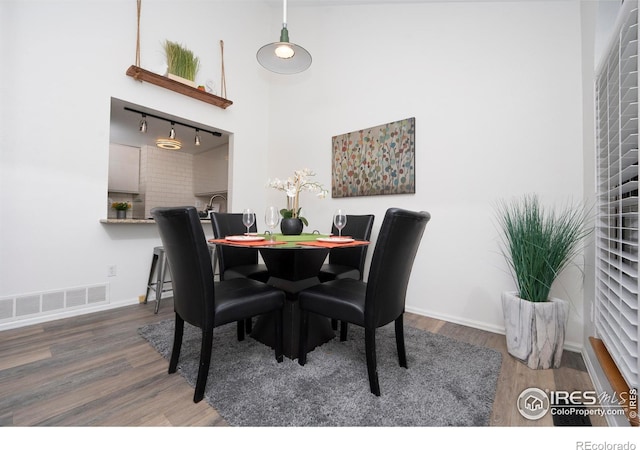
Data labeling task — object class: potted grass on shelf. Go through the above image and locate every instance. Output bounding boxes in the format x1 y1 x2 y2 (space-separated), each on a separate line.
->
163 40 200 88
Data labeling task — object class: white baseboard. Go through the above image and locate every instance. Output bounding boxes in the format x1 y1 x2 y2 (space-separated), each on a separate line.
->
0 296 141 332
405 305 583 353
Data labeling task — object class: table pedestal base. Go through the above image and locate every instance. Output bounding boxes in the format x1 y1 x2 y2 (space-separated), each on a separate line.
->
251 248 335 359
251 277 335 360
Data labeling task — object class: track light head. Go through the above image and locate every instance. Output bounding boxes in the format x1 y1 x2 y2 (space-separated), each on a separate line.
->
139 114 147 133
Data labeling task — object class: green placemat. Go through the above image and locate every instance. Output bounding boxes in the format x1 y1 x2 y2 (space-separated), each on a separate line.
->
278 233 328 242
242 233 333 247
259 233 329 242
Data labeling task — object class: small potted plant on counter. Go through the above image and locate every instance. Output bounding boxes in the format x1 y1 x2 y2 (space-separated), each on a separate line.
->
112 202 131 219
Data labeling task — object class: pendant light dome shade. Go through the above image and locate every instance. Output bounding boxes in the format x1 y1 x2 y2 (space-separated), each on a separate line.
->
257 0 311 74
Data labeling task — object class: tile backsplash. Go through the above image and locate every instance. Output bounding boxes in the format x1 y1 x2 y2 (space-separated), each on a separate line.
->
108 144 227 219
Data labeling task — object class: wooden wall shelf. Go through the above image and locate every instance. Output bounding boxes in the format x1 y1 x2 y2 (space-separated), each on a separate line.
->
125 65 233 109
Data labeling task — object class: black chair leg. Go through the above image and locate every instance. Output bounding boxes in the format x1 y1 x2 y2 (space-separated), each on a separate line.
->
194 329 214 403
169 314 184 374
298 310 309 366
395 315 407 368
331 319 338 330
365 327 381 396
236 320 245 341
144 253 159 304
274 310 283 363
245 317 253 334
339 321 348 341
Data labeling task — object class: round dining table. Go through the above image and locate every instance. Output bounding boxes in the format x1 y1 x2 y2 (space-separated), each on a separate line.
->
209 233 370 359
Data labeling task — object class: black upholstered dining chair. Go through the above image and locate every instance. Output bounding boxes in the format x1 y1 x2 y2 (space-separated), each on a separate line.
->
152 206 285 403
211 212 270 340
318 214 375 282
211 212 270 282
318 214 375 339
297 208 430 396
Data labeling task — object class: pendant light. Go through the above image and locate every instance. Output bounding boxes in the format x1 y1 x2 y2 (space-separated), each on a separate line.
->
256 0 311 74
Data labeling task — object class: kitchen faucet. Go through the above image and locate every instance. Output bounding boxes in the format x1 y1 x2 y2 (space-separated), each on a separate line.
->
207 194 227 210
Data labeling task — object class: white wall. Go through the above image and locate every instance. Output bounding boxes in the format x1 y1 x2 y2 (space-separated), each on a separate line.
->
0 1 274 324
1 0 593 351
265 1 587 348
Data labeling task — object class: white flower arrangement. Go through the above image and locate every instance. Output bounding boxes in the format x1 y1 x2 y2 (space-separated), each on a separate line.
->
267 168 328 226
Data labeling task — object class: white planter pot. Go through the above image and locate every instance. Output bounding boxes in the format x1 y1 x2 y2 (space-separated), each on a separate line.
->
501 291 569 370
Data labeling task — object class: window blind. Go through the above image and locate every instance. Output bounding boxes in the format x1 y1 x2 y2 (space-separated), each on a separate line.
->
595 0 640 389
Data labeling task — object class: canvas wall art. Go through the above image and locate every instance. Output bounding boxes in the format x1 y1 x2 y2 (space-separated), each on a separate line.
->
331 117 415 198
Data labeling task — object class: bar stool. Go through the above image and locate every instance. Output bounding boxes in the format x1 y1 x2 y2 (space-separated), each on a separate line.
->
144 246 172 314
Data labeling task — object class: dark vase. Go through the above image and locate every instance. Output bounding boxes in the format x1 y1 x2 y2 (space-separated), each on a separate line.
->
116 210 127 219
280 218 303 235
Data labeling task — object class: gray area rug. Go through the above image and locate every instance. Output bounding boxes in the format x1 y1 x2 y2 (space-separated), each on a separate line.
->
139 319 502 426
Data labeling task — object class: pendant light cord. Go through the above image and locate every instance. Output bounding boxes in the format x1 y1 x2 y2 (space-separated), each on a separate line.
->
220 40 227 99
283 0 287 25
135 0 142 66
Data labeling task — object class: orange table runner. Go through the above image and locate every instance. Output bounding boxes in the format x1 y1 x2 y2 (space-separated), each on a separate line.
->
296 240 370 249
208 237 369 248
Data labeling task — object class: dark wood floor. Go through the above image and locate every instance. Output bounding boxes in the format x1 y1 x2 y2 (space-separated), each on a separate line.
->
0 298 605 426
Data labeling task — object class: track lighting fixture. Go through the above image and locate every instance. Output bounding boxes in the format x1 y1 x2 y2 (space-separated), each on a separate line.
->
123 106 222 151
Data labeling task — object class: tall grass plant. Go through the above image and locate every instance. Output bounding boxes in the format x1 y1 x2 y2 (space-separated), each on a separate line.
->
496 194 592 303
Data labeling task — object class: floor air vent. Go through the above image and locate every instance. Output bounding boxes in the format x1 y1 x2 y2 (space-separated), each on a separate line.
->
0 284 109 322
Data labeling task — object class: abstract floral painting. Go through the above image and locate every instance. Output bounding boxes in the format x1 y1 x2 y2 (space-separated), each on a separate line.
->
331 117 415 198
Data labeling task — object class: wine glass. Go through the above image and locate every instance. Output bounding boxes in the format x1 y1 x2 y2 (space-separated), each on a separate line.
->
242 208 255 235
265 206 280 242
333 209 347 237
